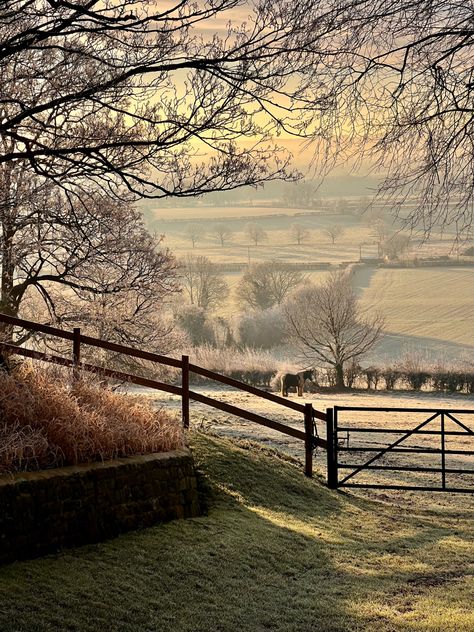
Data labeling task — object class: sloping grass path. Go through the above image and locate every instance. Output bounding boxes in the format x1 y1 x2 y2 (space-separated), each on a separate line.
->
0 432 472 632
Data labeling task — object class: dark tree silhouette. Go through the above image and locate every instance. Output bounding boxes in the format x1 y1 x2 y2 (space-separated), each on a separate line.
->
0 0 349 199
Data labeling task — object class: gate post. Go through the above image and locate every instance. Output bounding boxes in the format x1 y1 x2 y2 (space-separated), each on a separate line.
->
182 354 190 429
441 412 446 489
304 403 313 477
326 407 338 489
72 327 81 381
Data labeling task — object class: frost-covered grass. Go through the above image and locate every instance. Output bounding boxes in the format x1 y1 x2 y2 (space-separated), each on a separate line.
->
0 432 472 632
0 364 183 473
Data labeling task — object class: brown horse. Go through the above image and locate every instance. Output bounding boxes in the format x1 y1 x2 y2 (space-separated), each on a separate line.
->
280 369 314 397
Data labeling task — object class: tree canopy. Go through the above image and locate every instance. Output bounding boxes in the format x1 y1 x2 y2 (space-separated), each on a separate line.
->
1 1 473 231
0 0 341 198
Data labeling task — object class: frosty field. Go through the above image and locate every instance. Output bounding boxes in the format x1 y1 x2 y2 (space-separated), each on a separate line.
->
143 385 474 508
154 205 473 361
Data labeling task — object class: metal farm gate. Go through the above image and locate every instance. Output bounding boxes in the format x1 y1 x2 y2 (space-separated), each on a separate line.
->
326 406 474 493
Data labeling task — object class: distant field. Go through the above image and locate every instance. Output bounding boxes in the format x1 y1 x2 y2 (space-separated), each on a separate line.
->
359 267 474 348
158 208 373 264
154 205 472 361
155 205 464 264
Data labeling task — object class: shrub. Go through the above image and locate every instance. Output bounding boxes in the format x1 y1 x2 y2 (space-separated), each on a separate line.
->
190 345 281 387
175 305 216 346
381 367 402 390
363 366 381 390
345 362 362 388
0 364 183 473
465 373 474 393
403 369 431 390
431 368 467 392
235 307 286 349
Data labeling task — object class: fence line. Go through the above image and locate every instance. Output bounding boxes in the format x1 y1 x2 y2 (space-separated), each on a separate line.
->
0 313 327 477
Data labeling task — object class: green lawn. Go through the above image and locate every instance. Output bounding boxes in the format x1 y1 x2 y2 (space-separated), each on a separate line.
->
0 432 472 632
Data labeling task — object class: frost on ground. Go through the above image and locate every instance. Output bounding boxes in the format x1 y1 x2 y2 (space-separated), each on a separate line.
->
135 385 474 510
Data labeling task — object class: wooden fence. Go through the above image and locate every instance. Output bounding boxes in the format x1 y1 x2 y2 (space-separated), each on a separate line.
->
0 314 327 477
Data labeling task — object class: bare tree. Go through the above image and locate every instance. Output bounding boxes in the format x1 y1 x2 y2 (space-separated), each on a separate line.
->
371 220 391 247
324 225 344 244
181 255 228 312
0 1 355 200
0 164 180 346
184 224 205 249
284 273 384 389
382 233 411 260
310 1 474 234
213 224 234 247
290 224 310 246
245 223 268 247
237 261 303 310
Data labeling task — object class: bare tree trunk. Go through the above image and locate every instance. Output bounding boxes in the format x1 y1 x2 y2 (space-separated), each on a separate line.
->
335 364 345 390
0 168 18 343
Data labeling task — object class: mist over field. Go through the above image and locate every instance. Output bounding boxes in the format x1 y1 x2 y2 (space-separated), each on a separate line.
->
140 180 474 371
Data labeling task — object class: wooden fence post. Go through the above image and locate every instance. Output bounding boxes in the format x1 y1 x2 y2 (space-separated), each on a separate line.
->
304 403 313 477
182 354 190 429
73 327 81 381
326 407 337 489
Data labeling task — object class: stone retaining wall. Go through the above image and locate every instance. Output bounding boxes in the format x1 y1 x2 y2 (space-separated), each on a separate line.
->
0 449 200 565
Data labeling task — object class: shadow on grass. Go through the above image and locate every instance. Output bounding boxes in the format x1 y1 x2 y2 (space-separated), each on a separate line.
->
0 432 471 632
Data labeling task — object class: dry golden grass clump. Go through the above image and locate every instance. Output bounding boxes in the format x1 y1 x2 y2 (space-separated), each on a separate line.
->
0 363 184 474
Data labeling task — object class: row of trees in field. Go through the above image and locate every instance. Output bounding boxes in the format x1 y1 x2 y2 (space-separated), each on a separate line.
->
184 222 346 248
183 220 413 260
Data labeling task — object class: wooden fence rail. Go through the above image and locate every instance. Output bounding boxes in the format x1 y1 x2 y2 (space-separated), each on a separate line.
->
0 313 327 476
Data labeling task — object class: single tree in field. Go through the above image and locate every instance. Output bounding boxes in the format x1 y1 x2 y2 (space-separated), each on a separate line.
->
290 224 311 246
237 261 303 310
382 233 411 260
324 224 344 244
245 223 268 247
184 224 205 249
371 219 391 245
181 255 229 312
284 272 384 389
213 224 234 247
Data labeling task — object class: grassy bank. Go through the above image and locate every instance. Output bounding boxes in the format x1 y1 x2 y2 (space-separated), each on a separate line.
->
0 432 472 631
